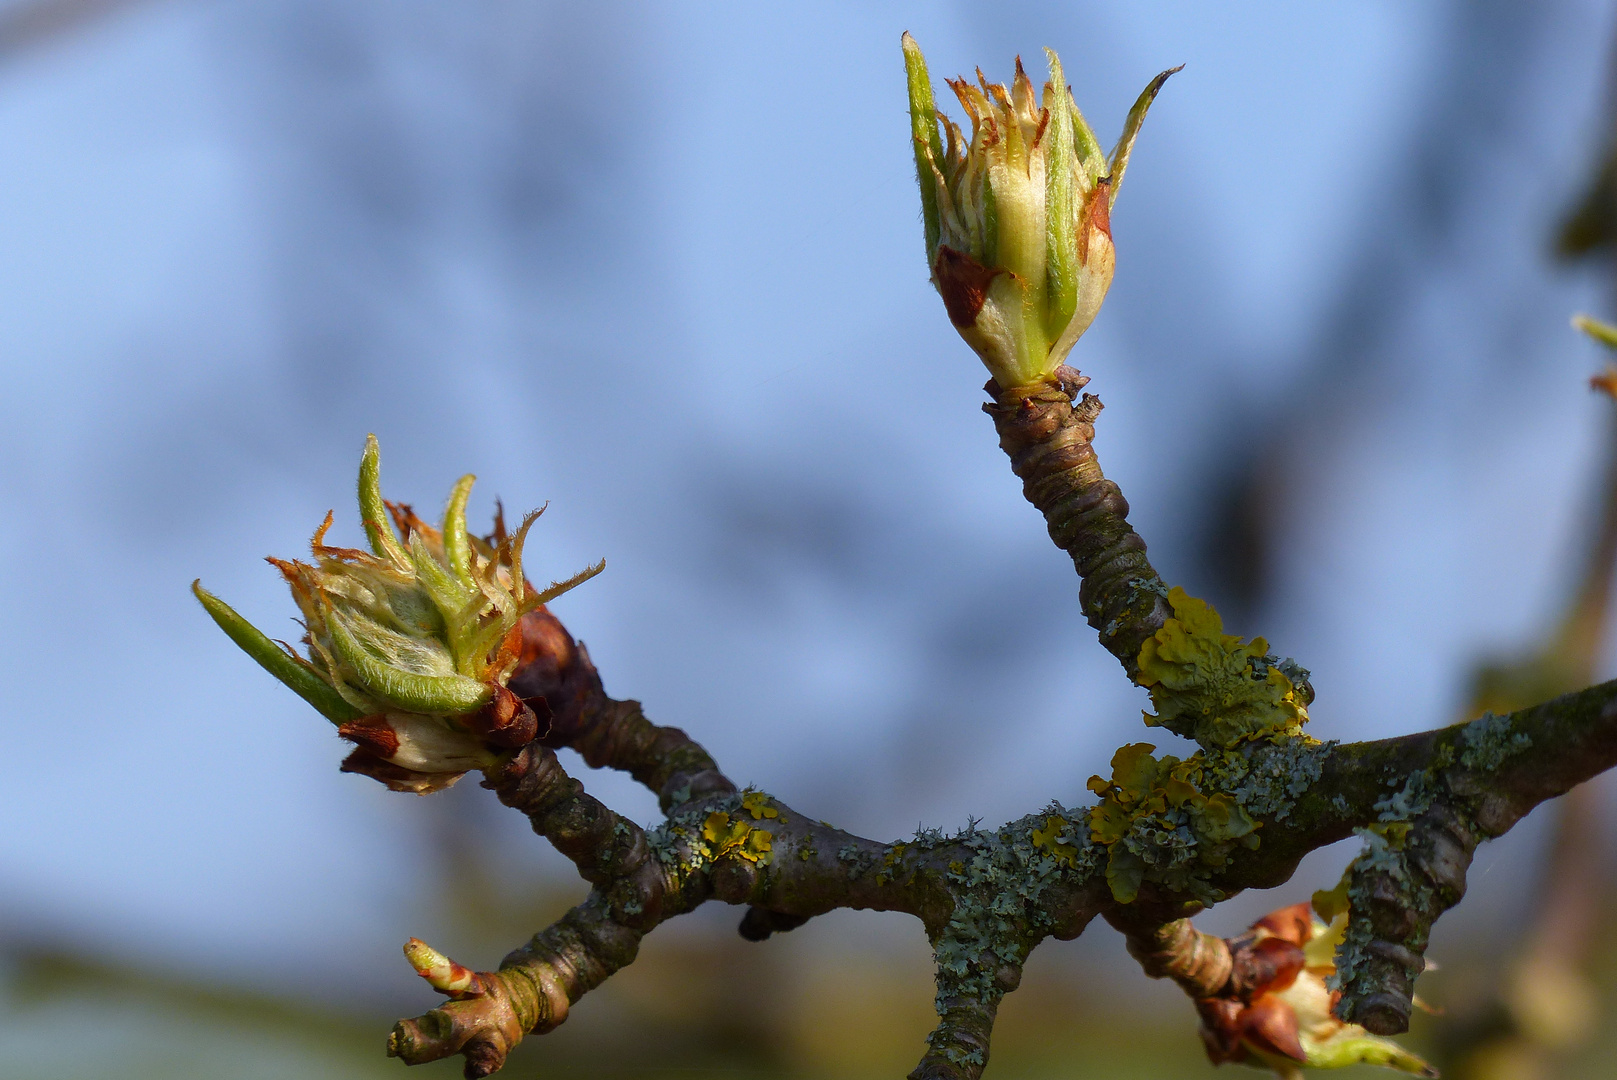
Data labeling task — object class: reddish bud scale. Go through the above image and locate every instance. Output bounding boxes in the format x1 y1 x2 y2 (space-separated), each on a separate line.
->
1196 997 1246 1063
506 608 597 745
466 684 544 748
933 245 1000 328
1234 937 1307 999
1243 994 1307 1063
1076 180 1111 263
1252 901 1313 946
340 748 462 795
338 716 401 758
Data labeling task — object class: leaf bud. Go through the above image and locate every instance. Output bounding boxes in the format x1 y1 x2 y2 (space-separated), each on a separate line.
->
903 33 1177 391
194 435 602 790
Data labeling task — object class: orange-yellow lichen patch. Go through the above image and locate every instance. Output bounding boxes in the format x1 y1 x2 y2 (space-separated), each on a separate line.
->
1136 588 1309 749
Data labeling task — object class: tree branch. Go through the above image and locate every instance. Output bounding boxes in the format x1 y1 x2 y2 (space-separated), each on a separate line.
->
984 368 1169 678
356 370 1617 1079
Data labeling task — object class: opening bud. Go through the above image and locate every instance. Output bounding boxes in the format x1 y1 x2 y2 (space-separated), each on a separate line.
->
1197 900 1437 1079
903 32 1177 391
195 435 603 790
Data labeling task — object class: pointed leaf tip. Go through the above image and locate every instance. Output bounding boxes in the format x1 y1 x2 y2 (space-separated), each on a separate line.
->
358 434 410 569
191 580 362 723
903 31 946 262
1107 65 1182 208
1574 313 1617 348
441 473 476 587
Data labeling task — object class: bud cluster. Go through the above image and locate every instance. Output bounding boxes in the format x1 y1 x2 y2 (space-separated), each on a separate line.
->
1197 901 1436 1079
194 435 602 792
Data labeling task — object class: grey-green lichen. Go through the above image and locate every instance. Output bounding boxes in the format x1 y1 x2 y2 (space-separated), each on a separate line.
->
1100 575 1169 640
1084 737 1329 904
1375 768 1437 825
1327 722 1519 1012
836 842 878 877
1327 826 1433 1003
1458 711 1533 771
1327 761 1443 999
916 807 1101 1033
1246 709 1521 1009
1209 738 1333 820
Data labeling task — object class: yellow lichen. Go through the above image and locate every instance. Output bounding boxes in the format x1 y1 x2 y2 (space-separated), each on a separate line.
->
1311 870 1351 925
1135 587 1308 748
741 791 779 821
1086 742 1260 903
702 811 773 864
876 842 912 885
1361 820 1412 848
1029 816 1082 868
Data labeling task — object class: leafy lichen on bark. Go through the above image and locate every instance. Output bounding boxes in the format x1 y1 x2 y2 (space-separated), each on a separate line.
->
1135 587 1312 749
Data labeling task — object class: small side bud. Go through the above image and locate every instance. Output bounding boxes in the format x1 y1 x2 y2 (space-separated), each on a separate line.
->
403 937 485 999
465 684 543 748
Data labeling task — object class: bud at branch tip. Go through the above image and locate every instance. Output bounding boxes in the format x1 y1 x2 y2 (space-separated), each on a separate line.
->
403 937 483 998
903 32 1178 391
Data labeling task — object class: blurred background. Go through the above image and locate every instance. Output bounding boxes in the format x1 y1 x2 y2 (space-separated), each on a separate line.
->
6 1 1617 1077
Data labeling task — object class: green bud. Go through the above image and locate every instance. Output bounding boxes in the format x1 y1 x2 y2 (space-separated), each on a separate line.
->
195 436 604 784
403 937 484 999
903 33 1177 390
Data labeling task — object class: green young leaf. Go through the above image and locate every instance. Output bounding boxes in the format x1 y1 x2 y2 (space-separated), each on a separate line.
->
1305 1031 1436 1075
358 434 410 570
192 581 362 723
903 33 947 263
441 473 476 588
1042 48 1078 339
1067 88 1108 183
1108 66 1181 207
325 610 491 716
1573 313 1617 348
